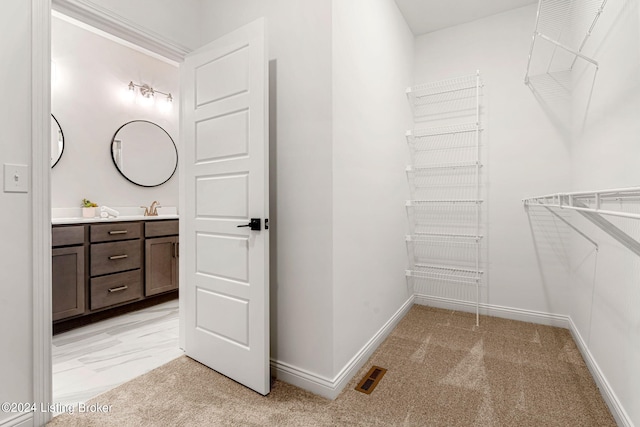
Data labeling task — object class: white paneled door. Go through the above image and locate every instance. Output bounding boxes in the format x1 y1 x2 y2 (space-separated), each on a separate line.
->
180 18 269 395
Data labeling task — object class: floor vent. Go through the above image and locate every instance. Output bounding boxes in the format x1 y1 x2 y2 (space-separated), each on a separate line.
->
355 366 387 394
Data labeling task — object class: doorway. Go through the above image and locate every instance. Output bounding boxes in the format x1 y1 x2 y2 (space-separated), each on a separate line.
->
49 9 183 410
39 6 271 423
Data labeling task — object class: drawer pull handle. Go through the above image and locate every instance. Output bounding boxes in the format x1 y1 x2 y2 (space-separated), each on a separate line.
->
108 285 128 293
109 254 128 260
109 230 128 235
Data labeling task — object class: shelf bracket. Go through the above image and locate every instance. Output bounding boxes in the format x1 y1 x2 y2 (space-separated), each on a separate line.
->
574 202 640 258
541 206 598 250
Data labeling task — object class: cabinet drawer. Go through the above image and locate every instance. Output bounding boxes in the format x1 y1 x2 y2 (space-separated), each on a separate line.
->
91 240 142 276
90 222 142 243
90 269 143 310
145 220 178 238
52 225 85 247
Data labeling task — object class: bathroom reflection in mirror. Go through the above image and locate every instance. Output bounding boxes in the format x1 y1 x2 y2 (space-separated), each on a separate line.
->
110 120 178 187
51 114 64 168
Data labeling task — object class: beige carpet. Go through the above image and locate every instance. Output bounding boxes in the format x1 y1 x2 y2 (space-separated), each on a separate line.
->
48 305 616 426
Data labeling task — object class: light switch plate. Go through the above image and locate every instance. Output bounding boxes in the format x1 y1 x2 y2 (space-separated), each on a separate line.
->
3 164 29 193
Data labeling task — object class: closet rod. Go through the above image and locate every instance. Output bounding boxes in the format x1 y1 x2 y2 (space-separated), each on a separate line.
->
524 186 640 200
527 204 640 221
524 186 640 220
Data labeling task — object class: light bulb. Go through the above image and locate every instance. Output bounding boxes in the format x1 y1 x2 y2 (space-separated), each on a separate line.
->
122 81 136 103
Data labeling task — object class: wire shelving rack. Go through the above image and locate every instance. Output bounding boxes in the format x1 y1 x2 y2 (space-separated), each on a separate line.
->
405 71 485 326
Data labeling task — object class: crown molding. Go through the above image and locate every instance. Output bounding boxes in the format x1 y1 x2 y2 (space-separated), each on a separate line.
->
52 0 191 63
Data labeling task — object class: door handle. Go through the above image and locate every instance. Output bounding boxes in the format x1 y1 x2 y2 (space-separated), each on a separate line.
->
237 218 261 231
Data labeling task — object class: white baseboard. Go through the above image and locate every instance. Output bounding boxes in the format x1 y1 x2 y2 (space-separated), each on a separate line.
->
0 412 33 427
271 295 415 400
414 294 570 328
568 318 633 427
415 294 633 427
269 359 335 399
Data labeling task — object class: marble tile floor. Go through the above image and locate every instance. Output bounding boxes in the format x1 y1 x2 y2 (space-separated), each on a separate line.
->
52 299 182 412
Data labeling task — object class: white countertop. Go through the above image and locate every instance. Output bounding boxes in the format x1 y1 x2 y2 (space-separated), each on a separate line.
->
52 214 179 225
52 206 178 225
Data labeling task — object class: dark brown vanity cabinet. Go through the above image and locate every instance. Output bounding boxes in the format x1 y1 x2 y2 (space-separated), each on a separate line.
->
145 220 179 296
52 219 178 331
52 226 86 321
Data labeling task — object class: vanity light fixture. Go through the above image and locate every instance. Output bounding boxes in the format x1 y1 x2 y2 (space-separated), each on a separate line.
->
128 81 173 104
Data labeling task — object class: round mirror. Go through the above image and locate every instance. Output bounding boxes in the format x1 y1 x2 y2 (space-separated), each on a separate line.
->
51 114 64 168
110 120 178 187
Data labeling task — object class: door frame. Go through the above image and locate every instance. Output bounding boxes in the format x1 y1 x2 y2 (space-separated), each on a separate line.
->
34 1 189 424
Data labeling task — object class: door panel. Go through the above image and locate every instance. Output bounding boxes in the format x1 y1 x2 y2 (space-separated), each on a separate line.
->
195 45 250 107
195 174 249 218
195 109 249 162
195 288 249 346
52 246 85 321
196 233 249 282
181 18 269 395
145 236 178 296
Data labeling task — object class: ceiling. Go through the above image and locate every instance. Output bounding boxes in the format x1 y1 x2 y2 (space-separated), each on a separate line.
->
394 0 537 35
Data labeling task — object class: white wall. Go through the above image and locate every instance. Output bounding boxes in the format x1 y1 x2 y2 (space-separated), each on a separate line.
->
199 0 335 379
331 0 414 371
567 0 640 424
51 15 179 210
413 5 574 316
0 1 33 425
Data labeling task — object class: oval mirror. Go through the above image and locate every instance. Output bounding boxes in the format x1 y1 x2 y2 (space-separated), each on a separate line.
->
110 120 178 187
51 114 64 168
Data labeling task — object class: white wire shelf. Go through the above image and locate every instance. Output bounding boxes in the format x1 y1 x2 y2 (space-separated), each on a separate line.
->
406 123 480 139
523 186 640 220
406 264 483 285
406 234 483 243
406 124 483 154
407 199 483 206
406 162 481 172
407 73 482 119
525 0 607 82
406 73 481 100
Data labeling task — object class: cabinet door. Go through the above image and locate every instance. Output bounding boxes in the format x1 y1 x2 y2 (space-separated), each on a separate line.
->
52 246 85 321
145 236 178 296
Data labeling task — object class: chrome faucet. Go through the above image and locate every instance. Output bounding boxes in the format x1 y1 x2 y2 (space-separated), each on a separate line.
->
141 201 161 216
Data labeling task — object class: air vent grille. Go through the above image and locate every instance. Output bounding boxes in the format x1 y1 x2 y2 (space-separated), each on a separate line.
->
355 366 387 394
